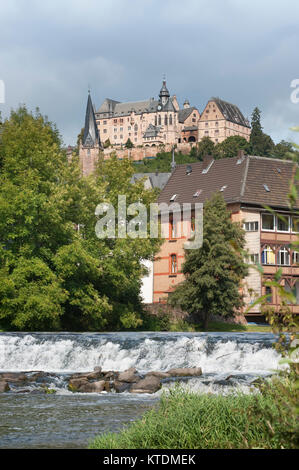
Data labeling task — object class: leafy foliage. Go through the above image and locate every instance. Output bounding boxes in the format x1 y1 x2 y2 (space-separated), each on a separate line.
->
0 107 160 331
170 193 248 329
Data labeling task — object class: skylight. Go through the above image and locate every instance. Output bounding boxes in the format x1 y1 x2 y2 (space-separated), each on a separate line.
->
263 184 270 192
170 194 177 201
220 185 227 192
193 190 202 197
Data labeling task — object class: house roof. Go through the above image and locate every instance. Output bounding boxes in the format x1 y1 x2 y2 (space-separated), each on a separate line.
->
158 155 299 210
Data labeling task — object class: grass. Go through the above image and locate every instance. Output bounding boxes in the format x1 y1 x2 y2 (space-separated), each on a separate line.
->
89 381 298 449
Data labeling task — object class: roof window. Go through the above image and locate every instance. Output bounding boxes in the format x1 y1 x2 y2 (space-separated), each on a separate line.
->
263 184 270 192
170 194 177 201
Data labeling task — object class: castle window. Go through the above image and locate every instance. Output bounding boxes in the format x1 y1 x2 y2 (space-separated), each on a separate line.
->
103 120 107 125
134 124 138 131
158 115 161 125
120 127 123 131
87 149 91 157
165 115 168 125
169 115 172 125
103 129 107 133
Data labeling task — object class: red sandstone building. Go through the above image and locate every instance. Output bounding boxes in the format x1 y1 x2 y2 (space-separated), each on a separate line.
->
153 154 299 317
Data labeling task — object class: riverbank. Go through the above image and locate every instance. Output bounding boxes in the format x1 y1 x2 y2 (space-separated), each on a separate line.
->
89 380 298 449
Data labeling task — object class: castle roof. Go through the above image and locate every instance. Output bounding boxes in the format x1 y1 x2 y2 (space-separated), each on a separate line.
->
82 93 101 148
209 98 250 128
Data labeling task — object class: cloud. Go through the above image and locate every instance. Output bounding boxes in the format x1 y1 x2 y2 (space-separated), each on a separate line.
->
0 0 298 144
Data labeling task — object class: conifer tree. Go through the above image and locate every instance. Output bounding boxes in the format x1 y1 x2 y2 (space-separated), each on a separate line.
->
250 107 274 157
170 193 248 330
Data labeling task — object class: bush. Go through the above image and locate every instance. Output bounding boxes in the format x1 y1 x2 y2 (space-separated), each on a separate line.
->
89 384 298 449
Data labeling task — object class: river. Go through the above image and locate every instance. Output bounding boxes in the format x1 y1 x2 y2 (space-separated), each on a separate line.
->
0 331 281 448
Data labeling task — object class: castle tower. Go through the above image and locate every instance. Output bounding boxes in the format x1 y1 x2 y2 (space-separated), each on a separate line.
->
159 79 170 107
79 91 102 176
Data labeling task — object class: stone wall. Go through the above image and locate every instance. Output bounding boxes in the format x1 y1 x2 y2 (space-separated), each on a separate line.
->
103 142 194 162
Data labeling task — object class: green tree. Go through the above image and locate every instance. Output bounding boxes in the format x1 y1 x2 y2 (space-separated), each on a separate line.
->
125 138 134 149
214 135 251 159
169 193 248 330
250 107 275 157
195 137 215 160
0 107 160 331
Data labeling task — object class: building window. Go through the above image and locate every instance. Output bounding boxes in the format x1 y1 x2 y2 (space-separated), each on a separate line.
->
244 221 259 232
169 115 172 125
277 215 290 233
170 254 177 274
261 246 275 265
165 115 168 125
114 128 117 132
120 127 123 132
120 135 123 139
246 254 259 264
103 120 107 125
262 213 275 231
114 135 117 139
87 149 90 157
278 246 290 266
265 286 273 303
293 251 299 265
205 122 209 127
170 218 178 239
134 124 138 131
128 126 131 130
103 129 107 133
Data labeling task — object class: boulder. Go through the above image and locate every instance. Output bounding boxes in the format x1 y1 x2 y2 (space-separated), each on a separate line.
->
68 377 89 391
113 380 131 393
117 367 140 383
145 371 170 379
0 380 10 393
130 375 161 394
167 367 202 377
78 380 106 393
0 372 27 383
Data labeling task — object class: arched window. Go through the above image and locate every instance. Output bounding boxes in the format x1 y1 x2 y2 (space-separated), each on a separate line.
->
164 115 168 125
158 115 161 125
169 114 172 125
170 254 177 274
134 124 138 131
261 246 275 265
155 115 157 126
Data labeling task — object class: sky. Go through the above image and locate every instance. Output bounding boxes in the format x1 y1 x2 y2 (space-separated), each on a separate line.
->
0 0 299 146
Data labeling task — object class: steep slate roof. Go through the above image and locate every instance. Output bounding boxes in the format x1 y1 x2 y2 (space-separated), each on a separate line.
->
209 98 250 128
83 93 101 147
131 172 171 190
98 98 160 116
158 155 299 210
143 123 162 138
178 107 197 123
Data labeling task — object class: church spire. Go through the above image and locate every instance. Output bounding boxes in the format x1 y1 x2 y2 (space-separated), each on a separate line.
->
159 77 170 106
82 91 101 148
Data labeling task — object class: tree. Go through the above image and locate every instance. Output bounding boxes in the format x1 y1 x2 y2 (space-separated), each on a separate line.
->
125 138 134 149
194 137 215 160
214 135 251 159
0 107 160 331
250 107 275 157
169 193 248 330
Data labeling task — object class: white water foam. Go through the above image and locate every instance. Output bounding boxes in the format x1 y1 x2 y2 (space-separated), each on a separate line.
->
0 333 282 377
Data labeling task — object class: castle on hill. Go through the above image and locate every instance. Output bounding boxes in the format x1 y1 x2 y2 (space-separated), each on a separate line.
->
79 79 251 175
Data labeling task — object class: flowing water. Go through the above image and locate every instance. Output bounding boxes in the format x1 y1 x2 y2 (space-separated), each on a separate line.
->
0 331 282 448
